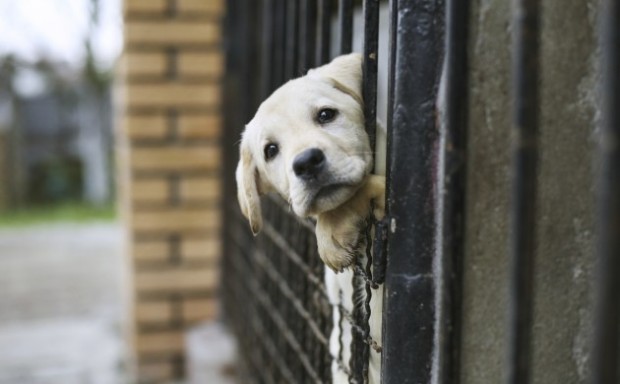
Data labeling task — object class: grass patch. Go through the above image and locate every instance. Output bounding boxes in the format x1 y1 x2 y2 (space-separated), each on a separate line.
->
0 202 117 227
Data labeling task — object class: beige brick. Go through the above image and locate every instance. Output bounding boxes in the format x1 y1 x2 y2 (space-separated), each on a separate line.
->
178 114 221 139
180 237 220 262
131 178 169 203
136 331 184 354
133 240 170 263
124 52 167 77
138 361 176 382
178 0 225 15
178 52 223 77
132 207 220 232
125 0 167 13
135 267 220 292
124 115 168 140
126 21 220 46
135 300 173 324
126 83 220 109
131 145 220 172
179 177 220 201
181 298 218 322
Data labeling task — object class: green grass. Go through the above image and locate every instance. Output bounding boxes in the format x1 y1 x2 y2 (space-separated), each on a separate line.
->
0 202 117 227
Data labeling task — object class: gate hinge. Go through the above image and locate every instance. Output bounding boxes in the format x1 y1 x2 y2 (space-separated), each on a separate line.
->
372 217 389 286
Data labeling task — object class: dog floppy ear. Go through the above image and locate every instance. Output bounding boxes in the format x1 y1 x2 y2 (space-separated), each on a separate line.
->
308 53 363 106
235 140 263 235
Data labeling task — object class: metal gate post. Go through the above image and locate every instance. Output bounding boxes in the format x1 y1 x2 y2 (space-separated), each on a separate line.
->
382 0 445 382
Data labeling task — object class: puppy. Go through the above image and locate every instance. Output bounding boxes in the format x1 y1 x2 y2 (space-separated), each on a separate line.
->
235 53 385 383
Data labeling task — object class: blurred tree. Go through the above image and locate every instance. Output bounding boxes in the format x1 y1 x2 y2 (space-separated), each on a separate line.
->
0 0 118 208
76 0 114 205
0 55 25 210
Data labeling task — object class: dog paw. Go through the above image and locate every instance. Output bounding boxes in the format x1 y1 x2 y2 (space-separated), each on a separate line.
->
315 212 363 272
366 175 386 220
317 236 357 272
314 175 386 272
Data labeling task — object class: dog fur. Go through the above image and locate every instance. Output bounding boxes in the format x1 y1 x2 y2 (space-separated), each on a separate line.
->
235 53 385 383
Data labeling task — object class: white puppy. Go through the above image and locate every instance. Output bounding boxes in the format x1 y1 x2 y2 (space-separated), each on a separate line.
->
235 53 385 383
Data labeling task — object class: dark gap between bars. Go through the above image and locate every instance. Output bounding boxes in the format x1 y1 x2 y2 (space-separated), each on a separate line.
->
591 0 620 383
338 0 354 54
438 0 470 382
285 0 299 79
507 0 541 383
261 0 275 99
317 0 332 65
299 0 317 74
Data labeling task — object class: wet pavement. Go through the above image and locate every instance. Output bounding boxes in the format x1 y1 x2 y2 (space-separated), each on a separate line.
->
0 223 128 384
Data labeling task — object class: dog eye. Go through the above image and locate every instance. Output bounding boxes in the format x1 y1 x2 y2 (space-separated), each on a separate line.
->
316 108 338 124
264 143 279 161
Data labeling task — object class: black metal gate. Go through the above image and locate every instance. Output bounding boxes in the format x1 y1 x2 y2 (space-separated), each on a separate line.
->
221 0 620 383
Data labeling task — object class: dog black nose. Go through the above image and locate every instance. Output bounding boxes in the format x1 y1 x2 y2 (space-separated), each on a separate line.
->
293 148 325 180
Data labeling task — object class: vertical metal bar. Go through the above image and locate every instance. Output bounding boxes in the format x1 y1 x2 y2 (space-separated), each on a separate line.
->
437 0 470 382
592 0 620 383
285 0 300 79
386 0 397 169
251 0 266 111
362 0 379 154
317 0 332 65
507 0 540 383
338 0 353 54
272 0 287 88
382 0 444 383
248 1 263 120
299 0 317 74
222 0 262 380
223 0 260 252
349 2 379 382
221 0 239 337
261 0 275 98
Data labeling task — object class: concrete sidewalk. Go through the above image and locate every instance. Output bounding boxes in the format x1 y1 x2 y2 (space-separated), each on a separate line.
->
0 223 128 384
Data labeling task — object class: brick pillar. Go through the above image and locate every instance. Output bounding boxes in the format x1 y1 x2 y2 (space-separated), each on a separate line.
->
120 1 224 382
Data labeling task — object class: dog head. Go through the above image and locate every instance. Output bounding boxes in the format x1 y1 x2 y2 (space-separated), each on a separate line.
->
236 53 371 235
